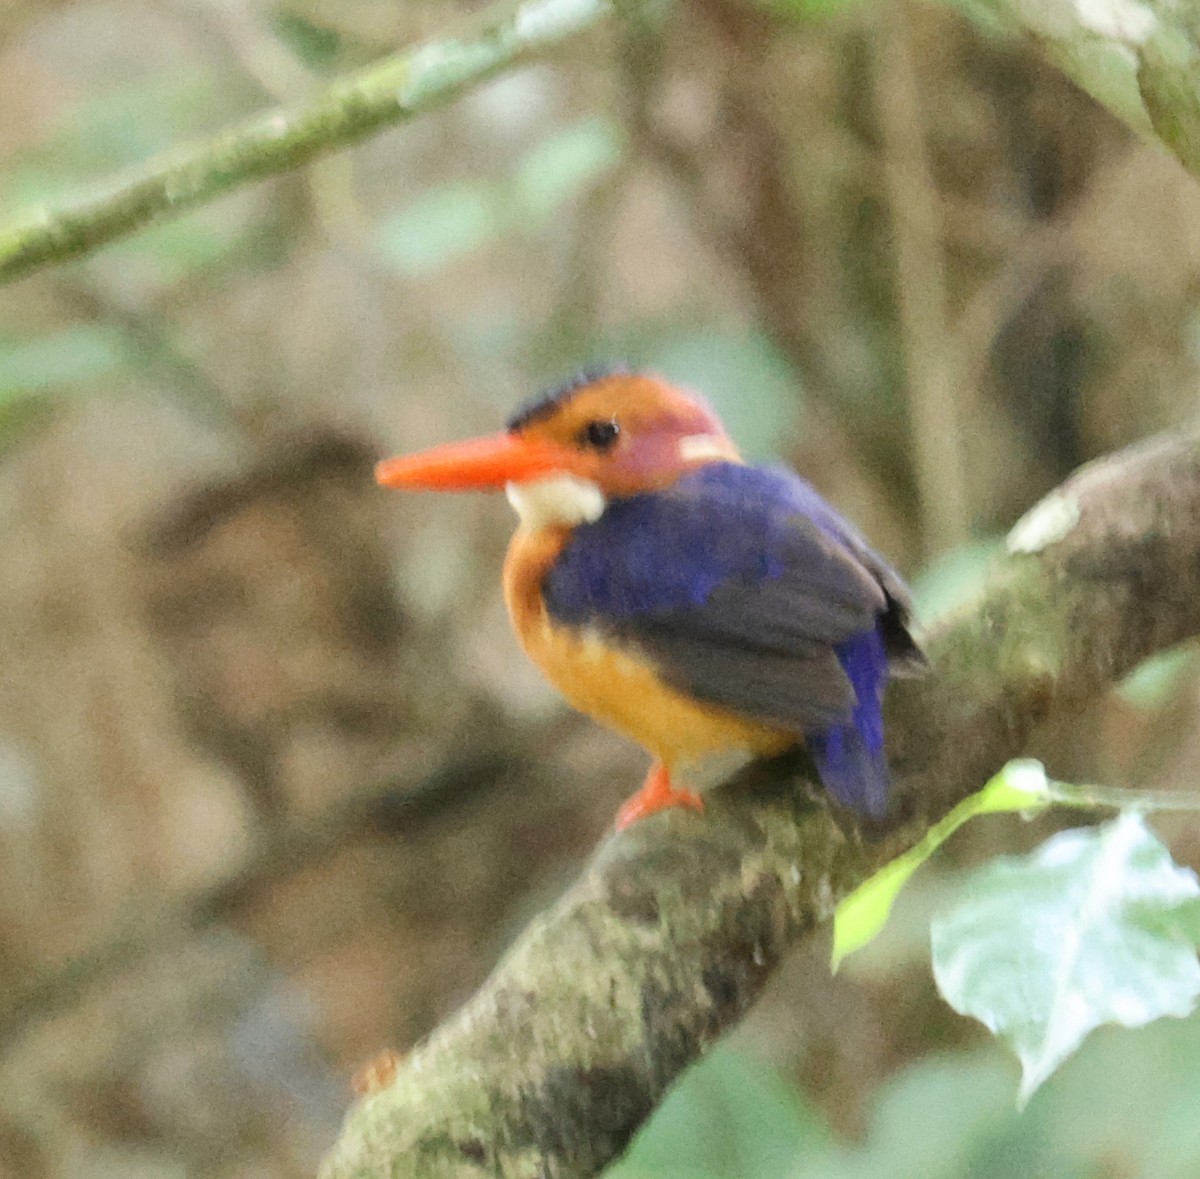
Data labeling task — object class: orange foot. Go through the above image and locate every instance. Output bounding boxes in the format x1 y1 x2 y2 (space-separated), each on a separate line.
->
615 762 704 831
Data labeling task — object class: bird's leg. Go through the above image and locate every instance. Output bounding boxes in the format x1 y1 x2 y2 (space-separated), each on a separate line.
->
615 761 704 830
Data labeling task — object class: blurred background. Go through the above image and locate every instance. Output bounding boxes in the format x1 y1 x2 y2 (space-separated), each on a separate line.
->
3 0 1200 1175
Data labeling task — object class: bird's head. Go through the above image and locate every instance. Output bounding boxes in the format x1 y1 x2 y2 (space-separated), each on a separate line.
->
375 370 741 528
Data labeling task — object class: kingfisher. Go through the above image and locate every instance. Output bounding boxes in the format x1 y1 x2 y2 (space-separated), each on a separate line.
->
377 369 925 829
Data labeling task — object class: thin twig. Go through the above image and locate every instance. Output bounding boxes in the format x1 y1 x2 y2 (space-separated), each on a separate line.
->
0 0 614 286
874 1 967 555
1049 781 1200 813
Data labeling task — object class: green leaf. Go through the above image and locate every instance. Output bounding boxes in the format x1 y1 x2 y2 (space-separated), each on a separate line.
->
511 117 623 223
835 1053 1029 1179
0 327 127 403
3 72 228 207
1116 645 1195 711
931 812 1200 1104
608 1046 827 1179
910 537 1002 622
377 183 502 275
272 12 344 72
755 0 869 22
64 73 228 178
375 118 622 278
832 760 1050 970
104 211 246 284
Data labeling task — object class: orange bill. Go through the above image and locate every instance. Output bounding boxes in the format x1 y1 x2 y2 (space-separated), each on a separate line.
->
375 433 585 490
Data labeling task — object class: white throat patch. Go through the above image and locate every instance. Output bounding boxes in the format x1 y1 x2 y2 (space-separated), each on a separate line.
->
506 476 606 529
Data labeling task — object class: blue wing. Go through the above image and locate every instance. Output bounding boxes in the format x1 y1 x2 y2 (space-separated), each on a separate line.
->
542 463 923 815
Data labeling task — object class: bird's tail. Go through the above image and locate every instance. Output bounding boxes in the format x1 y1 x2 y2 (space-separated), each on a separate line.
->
806 630 890 817
807 720 889 817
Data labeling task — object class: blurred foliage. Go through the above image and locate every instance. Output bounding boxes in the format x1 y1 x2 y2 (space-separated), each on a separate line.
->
619 1014 1200 1179
610 1047 829 1179
909 538 1003 623
1117 646 1198 711
102 210 263 290
272 12 345 73
513 118 623 221
377 116 623 275
0 325 125 401
755 0 869 23
0 325 127 449
4 0 1200 1177
379 182 501 274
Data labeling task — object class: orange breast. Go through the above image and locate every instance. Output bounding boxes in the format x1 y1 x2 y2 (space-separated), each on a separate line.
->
501 527 793 771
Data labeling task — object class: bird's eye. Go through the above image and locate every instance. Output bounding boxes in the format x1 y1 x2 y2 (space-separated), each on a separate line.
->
579 419 621 451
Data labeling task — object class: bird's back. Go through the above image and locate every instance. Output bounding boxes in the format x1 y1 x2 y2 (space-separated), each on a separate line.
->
505 463 922 813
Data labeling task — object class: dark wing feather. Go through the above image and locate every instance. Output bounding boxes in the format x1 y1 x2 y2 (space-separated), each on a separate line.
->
542 462 918 736
623 628 854 729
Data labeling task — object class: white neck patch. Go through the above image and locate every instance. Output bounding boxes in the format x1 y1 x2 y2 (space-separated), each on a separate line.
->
679 433 737 463
506 475 606 529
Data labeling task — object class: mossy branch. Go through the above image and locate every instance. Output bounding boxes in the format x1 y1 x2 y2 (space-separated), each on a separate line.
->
319 427 1200 1179
0 0 613 286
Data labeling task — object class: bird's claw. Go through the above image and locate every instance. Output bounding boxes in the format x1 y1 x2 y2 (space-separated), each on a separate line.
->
615 763 704 830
